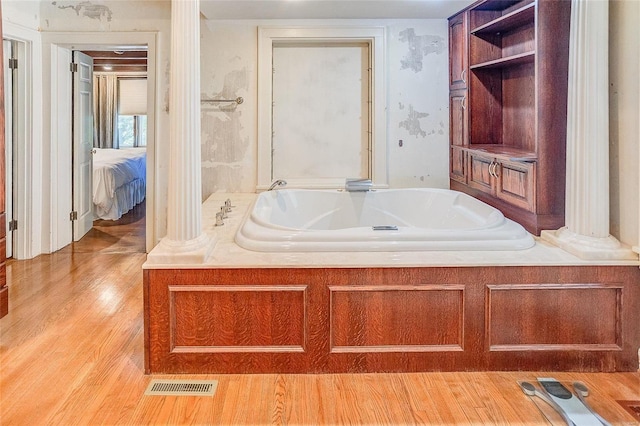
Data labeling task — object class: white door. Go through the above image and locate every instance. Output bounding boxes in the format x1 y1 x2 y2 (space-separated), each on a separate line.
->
3 40 13 257
72 51 94 241
271 42 370 184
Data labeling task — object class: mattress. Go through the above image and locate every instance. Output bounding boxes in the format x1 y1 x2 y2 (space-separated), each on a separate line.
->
93 148 147 220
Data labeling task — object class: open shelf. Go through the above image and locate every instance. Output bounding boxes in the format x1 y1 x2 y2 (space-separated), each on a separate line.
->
471 51 535 70
449 0 570 235
465 145 537 162
471 2 535 35
471 0 523 11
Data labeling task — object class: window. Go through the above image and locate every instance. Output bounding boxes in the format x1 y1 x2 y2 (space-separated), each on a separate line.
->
118 78 147 147
118 114 147 147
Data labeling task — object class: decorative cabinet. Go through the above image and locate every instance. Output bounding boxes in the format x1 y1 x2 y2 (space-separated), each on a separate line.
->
467 151 535 212
449 89 468 184
448 0 571 235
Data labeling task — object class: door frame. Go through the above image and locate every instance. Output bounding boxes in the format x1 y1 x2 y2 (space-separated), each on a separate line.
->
2 22 41 259
257 26 387 191
43 31 157 253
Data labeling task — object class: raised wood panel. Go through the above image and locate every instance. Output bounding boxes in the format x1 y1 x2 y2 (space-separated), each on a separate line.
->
449 12 468 90
169 285 307 353
0 279 7 317
0 237 5 264
487 284 622 351
0 211 5 239
329 285 464 353
467 153 493 193
496 160 535 212
450 91 468 147
145 266 640 373
450 147 466 184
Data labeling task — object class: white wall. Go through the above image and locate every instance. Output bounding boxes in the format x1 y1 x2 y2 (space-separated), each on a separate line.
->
2 0 40 30
609 0 640 249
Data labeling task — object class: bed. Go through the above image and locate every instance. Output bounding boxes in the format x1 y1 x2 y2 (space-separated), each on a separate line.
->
93 148 147 220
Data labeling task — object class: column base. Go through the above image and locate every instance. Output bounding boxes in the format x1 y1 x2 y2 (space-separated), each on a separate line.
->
146 232 217 265
541 227 638 261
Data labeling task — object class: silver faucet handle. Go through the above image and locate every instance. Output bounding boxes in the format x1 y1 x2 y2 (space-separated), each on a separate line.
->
215 212 224 226
224 198 232 212
345 178 373 192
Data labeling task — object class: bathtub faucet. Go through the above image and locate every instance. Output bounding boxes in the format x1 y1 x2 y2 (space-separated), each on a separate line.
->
345 178 373 192
267 179 287 191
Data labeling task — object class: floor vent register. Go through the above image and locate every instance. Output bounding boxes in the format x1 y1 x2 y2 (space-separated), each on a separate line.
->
144 380 218 397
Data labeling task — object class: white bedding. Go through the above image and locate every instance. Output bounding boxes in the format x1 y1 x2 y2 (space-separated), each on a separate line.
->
93 148 147 220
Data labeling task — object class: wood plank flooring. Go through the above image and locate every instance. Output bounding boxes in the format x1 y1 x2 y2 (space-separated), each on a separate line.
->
1 208 639 425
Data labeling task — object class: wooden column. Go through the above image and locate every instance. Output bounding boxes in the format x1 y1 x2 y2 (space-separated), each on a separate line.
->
541 0 635 260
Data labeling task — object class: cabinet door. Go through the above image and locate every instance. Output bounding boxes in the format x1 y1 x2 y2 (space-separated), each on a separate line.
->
450 147 466 184
449 11 468 90
495 160 536 212
467 152 494 194
450 90 468 147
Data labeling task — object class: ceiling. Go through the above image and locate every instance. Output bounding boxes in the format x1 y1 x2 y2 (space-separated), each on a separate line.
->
199 0 476 20
83 50 148 73
81 1 476 73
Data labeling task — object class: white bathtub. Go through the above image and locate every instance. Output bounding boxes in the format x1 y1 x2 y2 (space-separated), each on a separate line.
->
235 188 535 252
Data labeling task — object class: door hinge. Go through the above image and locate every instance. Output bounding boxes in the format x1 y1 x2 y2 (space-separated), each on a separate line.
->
8 220 17 231
8 58 18 70
70 62 78 73
70 211 78 221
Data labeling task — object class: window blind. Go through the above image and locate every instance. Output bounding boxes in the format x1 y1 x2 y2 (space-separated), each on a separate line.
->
118 78 147 115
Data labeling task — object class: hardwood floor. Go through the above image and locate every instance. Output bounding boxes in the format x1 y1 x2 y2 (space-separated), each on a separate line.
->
1 210 639 424
68 201 146 254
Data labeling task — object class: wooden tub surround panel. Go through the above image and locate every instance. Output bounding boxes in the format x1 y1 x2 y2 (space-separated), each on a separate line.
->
144 266 640 374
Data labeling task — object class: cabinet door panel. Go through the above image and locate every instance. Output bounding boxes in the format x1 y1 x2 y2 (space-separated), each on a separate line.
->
496 161 536 212
450 147 466 184
450 91 468 147
449 12 468 90
467 153 493 194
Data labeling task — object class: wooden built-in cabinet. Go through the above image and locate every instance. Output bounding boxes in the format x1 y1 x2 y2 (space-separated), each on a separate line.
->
467 149 536 212
448 0 571 235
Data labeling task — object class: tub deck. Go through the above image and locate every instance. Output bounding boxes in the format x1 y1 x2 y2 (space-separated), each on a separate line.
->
143 194 640 374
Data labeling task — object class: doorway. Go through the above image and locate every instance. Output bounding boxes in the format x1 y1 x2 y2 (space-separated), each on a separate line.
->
45 32 157 254
71 48 148 252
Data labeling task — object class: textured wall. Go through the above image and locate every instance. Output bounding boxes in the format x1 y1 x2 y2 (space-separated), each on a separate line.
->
200 19 449 198
609 0 640 248
387 21 449 189
2 0 41 29
200 22 256 196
